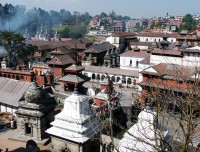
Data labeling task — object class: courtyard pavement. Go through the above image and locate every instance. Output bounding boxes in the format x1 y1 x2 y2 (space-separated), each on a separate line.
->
0 128 51 152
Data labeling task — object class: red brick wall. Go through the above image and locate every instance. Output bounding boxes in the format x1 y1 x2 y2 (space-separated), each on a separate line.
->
141 89 148 106
143 75 148 82
50 67 63 78
24 75 33 82
100 84 111 93
46 75 53 84
139 73 197 105
36 75 46 86
94 98 107 107
0 72 33 82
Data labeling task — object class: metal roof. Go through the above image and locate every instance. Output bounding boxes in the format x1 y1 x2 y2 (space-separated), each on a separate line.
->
59 74 90 83
0 77 32 107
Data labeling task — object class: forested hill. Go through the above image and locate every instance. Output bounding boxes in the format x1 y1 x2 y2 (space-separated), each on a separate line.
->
0 3 92 37
0 3 132 38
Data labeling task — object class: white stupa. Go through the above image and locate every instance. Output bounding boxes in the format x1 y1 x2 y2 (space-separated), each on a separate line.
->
116 103 170 152
46 88 102 151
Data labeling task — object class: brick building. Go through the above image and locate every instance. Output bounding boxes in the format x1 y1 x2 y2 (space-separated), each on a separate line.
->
0 68 34 82
47 53 75 79
59 64 90 93
138 63 199 108
176 32 200 47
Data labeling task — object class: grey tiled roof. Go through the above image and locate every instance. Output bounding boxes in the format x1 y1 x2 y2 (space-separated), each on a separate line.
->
59 74 90 83
64 64 85 71
0 77 32 107
84 65 138 77
120 51 150 58
139 56 150 64
47 54 75 65
83 42 115 53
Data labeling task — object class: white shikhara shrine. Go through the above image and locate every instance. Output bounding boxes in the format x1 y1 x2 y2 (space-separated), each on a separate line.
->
46 89 102 143
116 104 170 152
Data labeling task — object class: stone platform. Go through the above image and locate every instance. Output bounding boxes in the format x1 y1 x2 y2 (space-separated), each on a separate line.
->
9 134 50 146
0 129 51 151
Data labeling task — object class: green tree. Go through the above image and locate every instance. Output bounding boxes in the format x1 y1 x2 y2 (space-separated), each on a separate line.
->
0 31 36 66
16 44 37 65
100 12 108 18
179 14 197 32
109 10 117 20
60 27 70 38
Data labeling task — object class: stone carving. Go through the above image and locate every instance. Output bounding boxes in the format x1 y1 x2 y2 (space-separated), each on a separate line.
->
24 82 45 103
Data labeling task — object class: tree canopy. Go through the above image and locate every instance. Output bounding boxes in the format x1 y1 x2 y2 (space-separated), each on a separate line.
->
0 31 37 66
0 3 92 38
179 14 197 32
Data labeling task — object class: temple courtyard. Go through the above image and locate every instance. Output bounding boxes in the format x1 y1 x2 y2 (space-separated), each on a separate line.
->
0 128 51 152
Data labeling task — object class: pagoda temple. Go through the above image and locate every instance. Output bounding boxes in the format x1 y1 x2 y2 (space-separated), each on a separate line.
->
59 64 90 93
46 88 102 152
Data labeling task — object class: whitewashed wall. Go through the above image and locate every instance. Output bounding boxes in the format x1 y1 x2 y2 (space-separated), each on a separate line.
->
137 36 176 43
130 45 149 50
150 55 183 65
120 56 146 70
106 36 120 47
0 103 17 115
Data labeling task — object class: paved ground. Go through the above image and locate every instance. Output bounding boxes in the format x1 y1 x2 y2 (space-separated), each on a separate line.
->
0 128 51 152
83 81 138 107
159 112 200 148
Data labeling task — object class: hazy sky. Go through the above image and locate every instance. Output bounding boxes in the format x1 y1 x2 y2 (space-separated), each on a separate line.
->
1 0 200 18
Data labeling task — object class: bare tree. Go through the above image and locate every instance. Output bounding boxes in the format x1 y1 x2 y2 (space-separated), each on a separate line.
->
125 63 200 152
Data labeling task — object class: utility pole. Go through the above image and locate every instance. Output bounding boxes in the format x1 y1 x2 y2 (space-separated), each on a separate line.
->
108 76 114 151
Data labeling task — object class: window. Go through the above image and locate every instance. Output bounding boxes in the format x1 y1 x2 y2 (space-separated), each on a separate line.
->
177 81 183 85
133 79 136 85
122 76 126 84
130 60 132 66
92 74 95 80
146 38 148 42
117 77 121 82
16 75 20 80
25 123 32 135
97 74 100 80
101 75 105 81
112 76 115 82
114 38 117 43
127 78 132 84
136 61 139 67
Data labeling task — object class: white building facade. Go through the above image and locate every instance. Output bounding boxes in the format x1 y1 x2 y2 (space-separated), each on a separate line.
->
120 51 150 71
83 65 138 87
136 33 177 43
